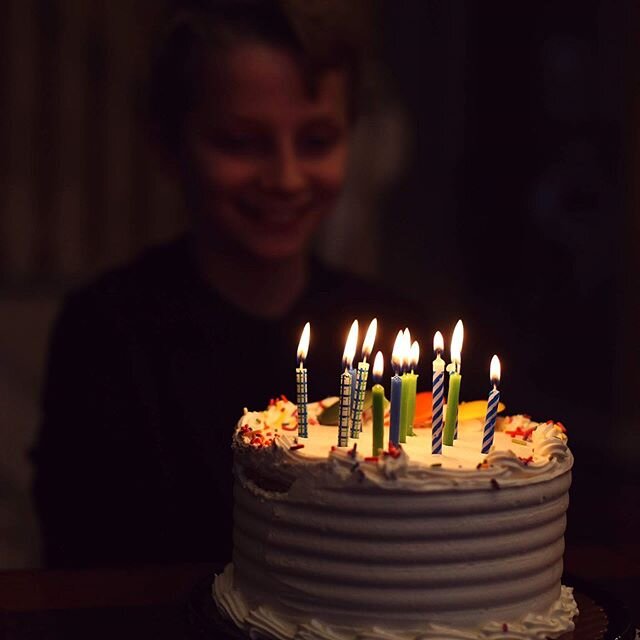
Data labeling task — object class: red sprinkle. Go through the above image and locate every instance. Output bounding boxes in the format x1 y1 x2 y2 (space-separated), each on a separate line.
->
519 455 534 465
387 443 402 459
289 444 305 451
505 426 534 441
502 623 509 632
364 456 379 462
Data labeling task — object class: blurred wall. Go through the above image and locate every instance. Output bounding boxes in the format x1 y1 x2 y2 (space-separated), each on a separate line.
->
0 0 637 570
0 0 405 568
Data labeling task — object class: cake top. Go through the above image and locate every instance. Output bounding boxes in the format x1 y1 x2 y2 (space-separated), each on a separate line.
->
232 397 572 492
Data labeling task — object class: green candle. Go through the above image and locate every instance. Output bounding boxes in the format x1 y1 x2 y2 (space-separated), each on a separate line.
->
443 320 464 447
399 372 411 443
398 329 412 443
405 373 418 436
443 370 461 445
372 352 385 456
406 341 420 436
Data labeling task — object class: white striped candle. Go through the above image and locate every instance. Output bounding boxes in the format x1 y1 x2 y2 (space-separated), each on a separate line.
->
431 331 445 454
350 361 369 438
350 319 377 438
338 370 352 447
338 321 358 447
296 323 310 438
296 367 309 438
481 355 501 454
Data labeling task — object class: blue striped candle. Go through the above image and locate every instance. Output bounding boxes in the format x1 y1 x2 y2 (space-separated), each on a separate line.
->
338 370 352 447
389 331 404 446
481 356 501 454
431 371 445 453
389 373 402 445
350 361 369 439
431 332 445 454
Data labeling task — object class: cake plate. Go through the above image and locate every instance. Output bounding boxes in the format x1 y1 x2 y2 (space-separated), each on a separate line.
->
186 574 636 640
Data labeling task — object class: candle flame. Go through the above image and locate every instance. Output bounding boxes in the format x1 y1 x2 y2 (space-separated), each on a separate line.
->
410 341 420 369
297 322 310 365
373 350 384 381
451 319 464 365
342 320 359 369
391 330 404 374
362 318 377 360
402 328 411 371
433 330 444 353
490 355 501 385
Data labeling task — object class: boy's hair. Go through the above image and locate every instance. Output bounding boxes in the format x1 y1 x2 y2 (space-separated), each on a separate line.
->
149 0 375 152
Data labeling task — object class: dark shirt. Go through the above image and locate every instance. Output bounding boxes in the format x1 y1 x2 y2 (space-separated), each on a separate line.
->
32 235 427 568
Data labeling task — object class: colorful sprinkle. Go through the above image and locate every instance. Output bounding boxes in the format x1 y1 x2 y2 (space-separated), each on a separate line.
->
289 444 305 451
511 437 528 446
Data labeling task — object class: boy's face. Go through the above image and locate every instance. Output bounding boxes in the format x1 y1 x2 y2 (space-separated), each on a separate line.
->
182 43 351 261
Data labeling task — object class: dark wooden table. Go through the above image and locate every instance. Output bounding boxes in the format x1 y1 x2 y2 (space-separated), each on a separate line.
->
0 548 637 638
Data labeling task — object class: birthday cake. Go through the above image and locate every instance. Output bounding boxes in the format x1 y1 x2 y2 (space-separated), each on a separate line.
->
213 397 577 640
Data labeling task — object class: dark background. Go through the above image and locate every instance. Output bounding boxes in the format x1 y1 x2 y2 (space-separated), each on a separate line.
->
0 0 638 618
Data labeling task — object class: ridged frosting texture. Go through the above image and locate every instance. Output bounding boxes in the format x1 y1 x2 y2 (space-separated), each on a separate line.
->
214 400 576 639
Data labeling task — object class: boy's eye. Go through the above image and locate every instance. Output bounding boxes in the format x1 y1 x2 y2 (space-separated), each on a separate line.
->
297 125 344 156
210 132 268 155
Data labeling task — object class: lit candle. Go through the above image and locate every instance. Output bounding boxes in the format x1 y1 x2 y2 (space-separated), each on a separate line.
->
371 351 385 456
443 320 464 446
405 340 420 437
481 355 501 454
347 319 359 420
338 322 358 447
296 322 310 438
389 331 404 446
399 328 412 443
431 331 445 454
350 318 377 438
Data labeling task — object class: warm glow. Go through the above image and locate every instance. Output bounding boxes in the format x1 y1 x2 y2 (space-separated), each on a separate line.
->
373 350 384 381
391 330 404 374
490 355 501 386
297 322 310 365
451 319 464 365
402 328 411 370
410 341 420 369
342 320 359 369
433 331 444 353
362 318 378 360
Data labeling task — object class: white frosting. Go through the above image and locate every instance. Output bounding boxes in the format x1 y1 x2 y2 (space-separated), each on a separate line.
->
214 400 576 639
214 565 578 640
